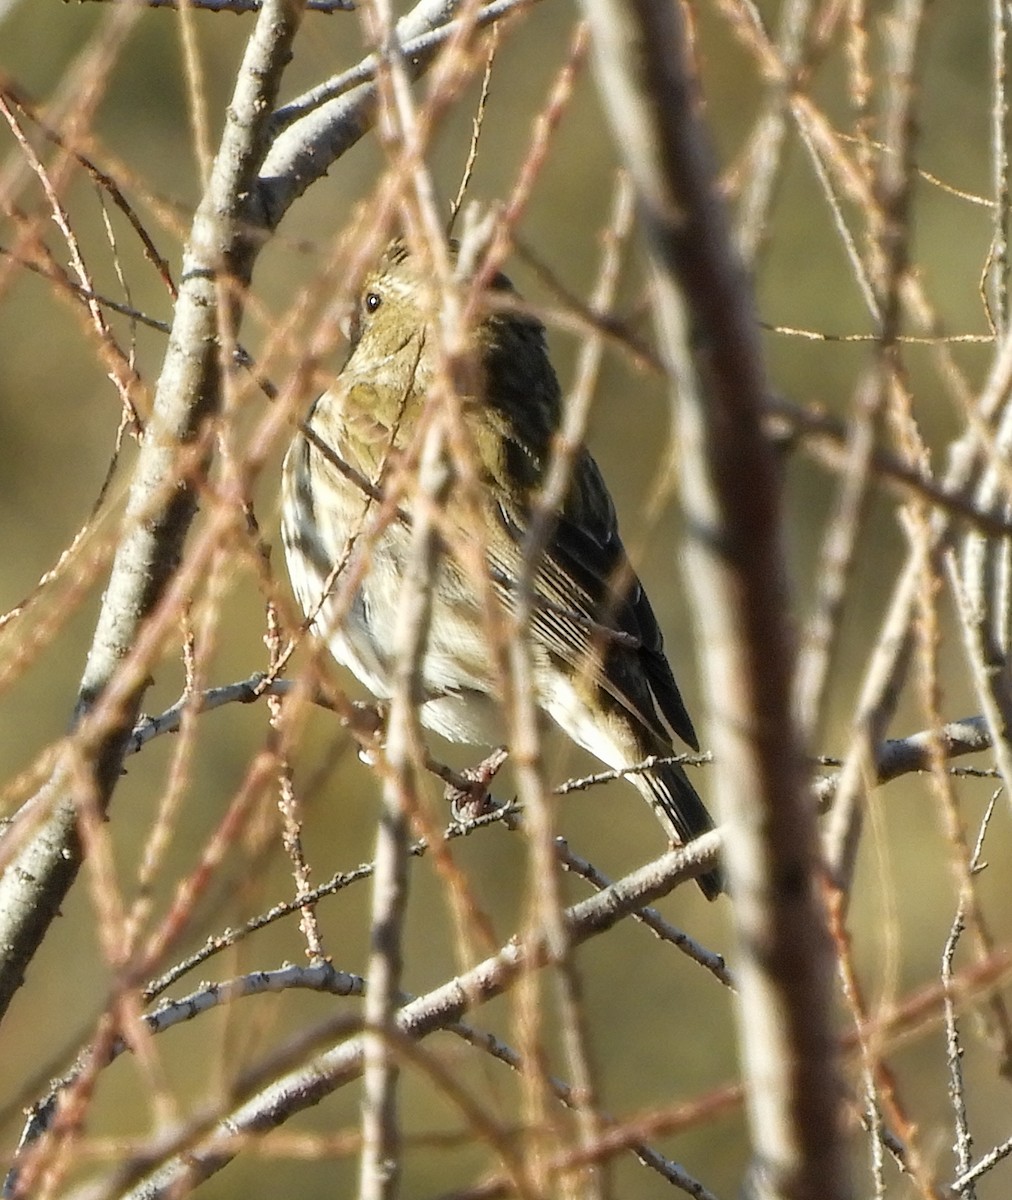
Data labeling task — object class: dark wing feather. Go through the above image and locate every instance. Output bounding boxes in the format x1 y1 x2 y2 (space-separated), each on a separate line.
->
476 301 696 752
492 450 699 753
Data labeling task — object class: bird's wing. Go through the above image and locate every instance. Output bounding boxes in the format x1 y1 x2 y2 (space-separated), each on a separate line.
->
490 450 699 753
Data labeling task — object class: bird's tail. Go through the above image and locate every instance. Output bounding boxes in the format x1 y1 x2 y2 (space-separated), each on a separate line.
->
634 759 723 901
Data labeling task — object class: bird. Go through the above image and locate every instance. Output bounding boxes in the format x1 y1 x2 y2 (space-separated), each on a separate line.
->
281 239 722 899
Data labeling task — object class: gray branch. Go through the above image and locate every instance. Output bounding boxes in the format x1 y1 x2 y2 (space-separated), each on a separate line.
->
0 0 305 1022
257 0 489 228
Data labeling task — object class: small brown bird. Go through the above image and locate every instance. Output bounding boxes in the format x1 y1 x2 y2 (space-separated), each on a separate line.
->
281 240 722 899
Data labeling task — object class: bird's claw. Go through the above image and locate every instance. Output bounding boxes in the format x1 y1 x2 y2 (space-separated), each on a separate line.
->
347 700 388 765
445 746 509 823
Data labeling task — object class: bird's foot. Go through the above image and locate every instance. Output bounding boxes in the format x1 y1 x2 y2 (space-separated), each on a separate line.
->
444 746 509 823
346 700 388 765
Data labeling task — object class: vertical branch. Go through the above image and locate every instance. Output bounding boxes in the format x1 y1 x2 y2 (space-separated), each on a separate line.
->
792 371 882 743
988 0 1010 338
983 0 1012 738
579 4 848 1200
940 799 996 1200
501 172 635 1200
952 500 1012 803
955 0 1012 800
959 335 1012 799
819 0 932 895
735 0 814 265
943 906 975 1200
358 418 445 1200
266 602 326 962
359 780 411 1200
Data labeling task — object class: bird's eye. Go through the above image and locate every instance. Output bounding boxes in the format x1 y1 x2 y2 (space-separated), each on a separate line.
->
364 292 382 313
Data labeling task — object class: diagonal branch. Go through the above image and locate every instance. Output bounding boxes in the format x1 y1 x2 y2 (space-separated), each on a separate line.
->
0 0 306 1022
256 0 503 229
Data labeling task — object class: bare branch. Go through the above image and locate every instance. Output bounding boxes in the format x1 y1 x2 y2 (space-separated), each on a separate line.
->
257 0 524 228
952 1135 1012 1195
947 799 1000 1185
85 0 353 9
72 840 718 1200
579 4 847 1199
0 0 306 1023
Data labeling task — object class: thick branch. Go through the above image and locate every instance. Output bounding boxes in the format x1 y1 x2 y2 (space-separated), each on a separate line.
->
578 3 848 1199
0 0 305 1021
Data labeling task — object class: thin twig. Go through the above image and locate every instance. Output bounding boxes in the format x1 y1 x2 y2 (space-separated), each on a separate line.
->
83 0 353 9
952 1135 1012 1194
265 604 326 962
556 839 733 988
447 26 497 232
940 800 998 1200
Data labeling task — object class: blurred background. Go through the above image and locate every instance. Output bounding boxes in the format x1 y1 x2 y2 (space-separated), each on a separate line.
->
0 1 1010 1197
